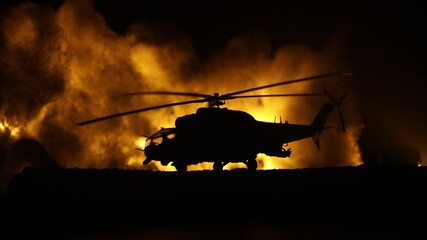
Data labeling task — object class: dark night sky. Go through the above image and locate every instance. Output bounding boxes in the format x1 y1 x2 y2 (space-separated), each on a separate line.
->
1 0 427 163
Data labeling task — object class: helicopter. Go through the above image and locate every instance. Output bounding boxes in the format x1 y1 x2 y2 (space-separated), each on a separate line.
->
76 72 352 171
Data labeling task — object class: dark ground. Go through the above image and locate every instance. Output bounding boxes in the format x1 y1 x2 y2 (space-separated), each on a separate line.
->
1 166 427 239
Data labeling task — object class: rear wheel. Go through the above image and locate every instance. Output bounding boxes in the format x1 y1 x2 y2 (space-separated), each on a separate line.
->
174 163 187 172
213 161 224 171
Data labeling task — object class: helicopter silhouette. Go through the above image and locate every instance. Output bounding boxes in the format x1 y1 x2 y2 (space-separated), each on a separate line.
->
76 72 351 171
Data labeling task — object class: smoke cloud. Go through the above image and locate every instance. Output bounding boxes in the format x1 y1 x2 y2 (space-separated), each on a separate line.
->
0 0 364 191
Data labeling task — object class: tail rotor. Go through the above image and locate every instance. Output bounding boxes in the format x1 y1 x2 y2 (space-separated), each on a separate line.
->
324 89 347 132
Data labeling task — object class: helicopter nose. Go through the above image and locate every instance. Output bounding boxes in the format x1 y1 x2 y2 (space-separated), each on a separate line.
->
144 144 154 156
143 158 152 165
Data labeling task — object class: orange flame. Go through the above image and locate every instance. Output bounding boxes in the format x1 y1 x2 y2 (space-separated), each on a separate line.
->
0 121 21 139
0 0 364 174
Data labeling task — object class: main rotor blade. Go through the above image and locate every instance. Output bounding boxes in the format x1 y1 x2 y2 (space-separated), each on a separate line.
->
221 72 352 99
75 99 207 126
226 93 327 100
124 91 212 99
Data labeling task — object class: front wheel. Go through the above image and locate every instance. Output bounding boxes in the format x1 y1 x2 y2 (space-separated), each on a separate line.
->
245 159 258 171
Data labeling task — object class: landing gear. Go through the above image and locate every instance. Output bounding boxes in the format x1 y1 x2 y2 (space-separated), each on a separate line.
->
213 161 225 171
245 158 258 171
173 162 187 172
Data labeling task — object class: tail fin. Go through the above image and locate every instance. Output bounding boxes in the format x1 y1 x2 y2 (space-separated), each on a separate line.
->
310 103 335 150
310 91 348 150
310 102 335 134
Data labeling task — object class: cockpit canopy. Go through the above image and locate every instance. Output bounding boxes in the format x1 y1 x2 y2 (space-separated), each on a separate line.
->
145 127 177 147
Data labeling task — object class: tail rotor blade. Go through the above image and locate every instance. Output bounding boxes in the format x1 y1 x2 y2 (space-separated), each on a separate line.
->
324 89 347 132
339 92 348 103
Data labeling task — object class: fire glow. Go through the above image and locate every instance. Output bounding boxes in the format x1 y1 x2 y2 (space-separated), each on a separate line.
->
0 0 363 174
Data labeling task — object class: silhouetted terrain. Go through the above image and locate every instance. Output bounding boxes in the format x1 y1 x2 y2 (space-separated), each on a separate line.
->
1 166 427 239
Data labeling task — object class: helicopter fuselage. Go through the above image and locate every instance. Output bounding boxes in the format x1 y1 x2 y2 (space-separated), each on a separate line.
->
143 106 331 171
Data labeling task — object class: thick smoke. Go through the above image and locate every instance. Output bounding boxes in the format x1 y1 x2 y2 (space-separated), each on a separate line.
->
0 2 67 190
0 2 65 123
0 0 363 191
